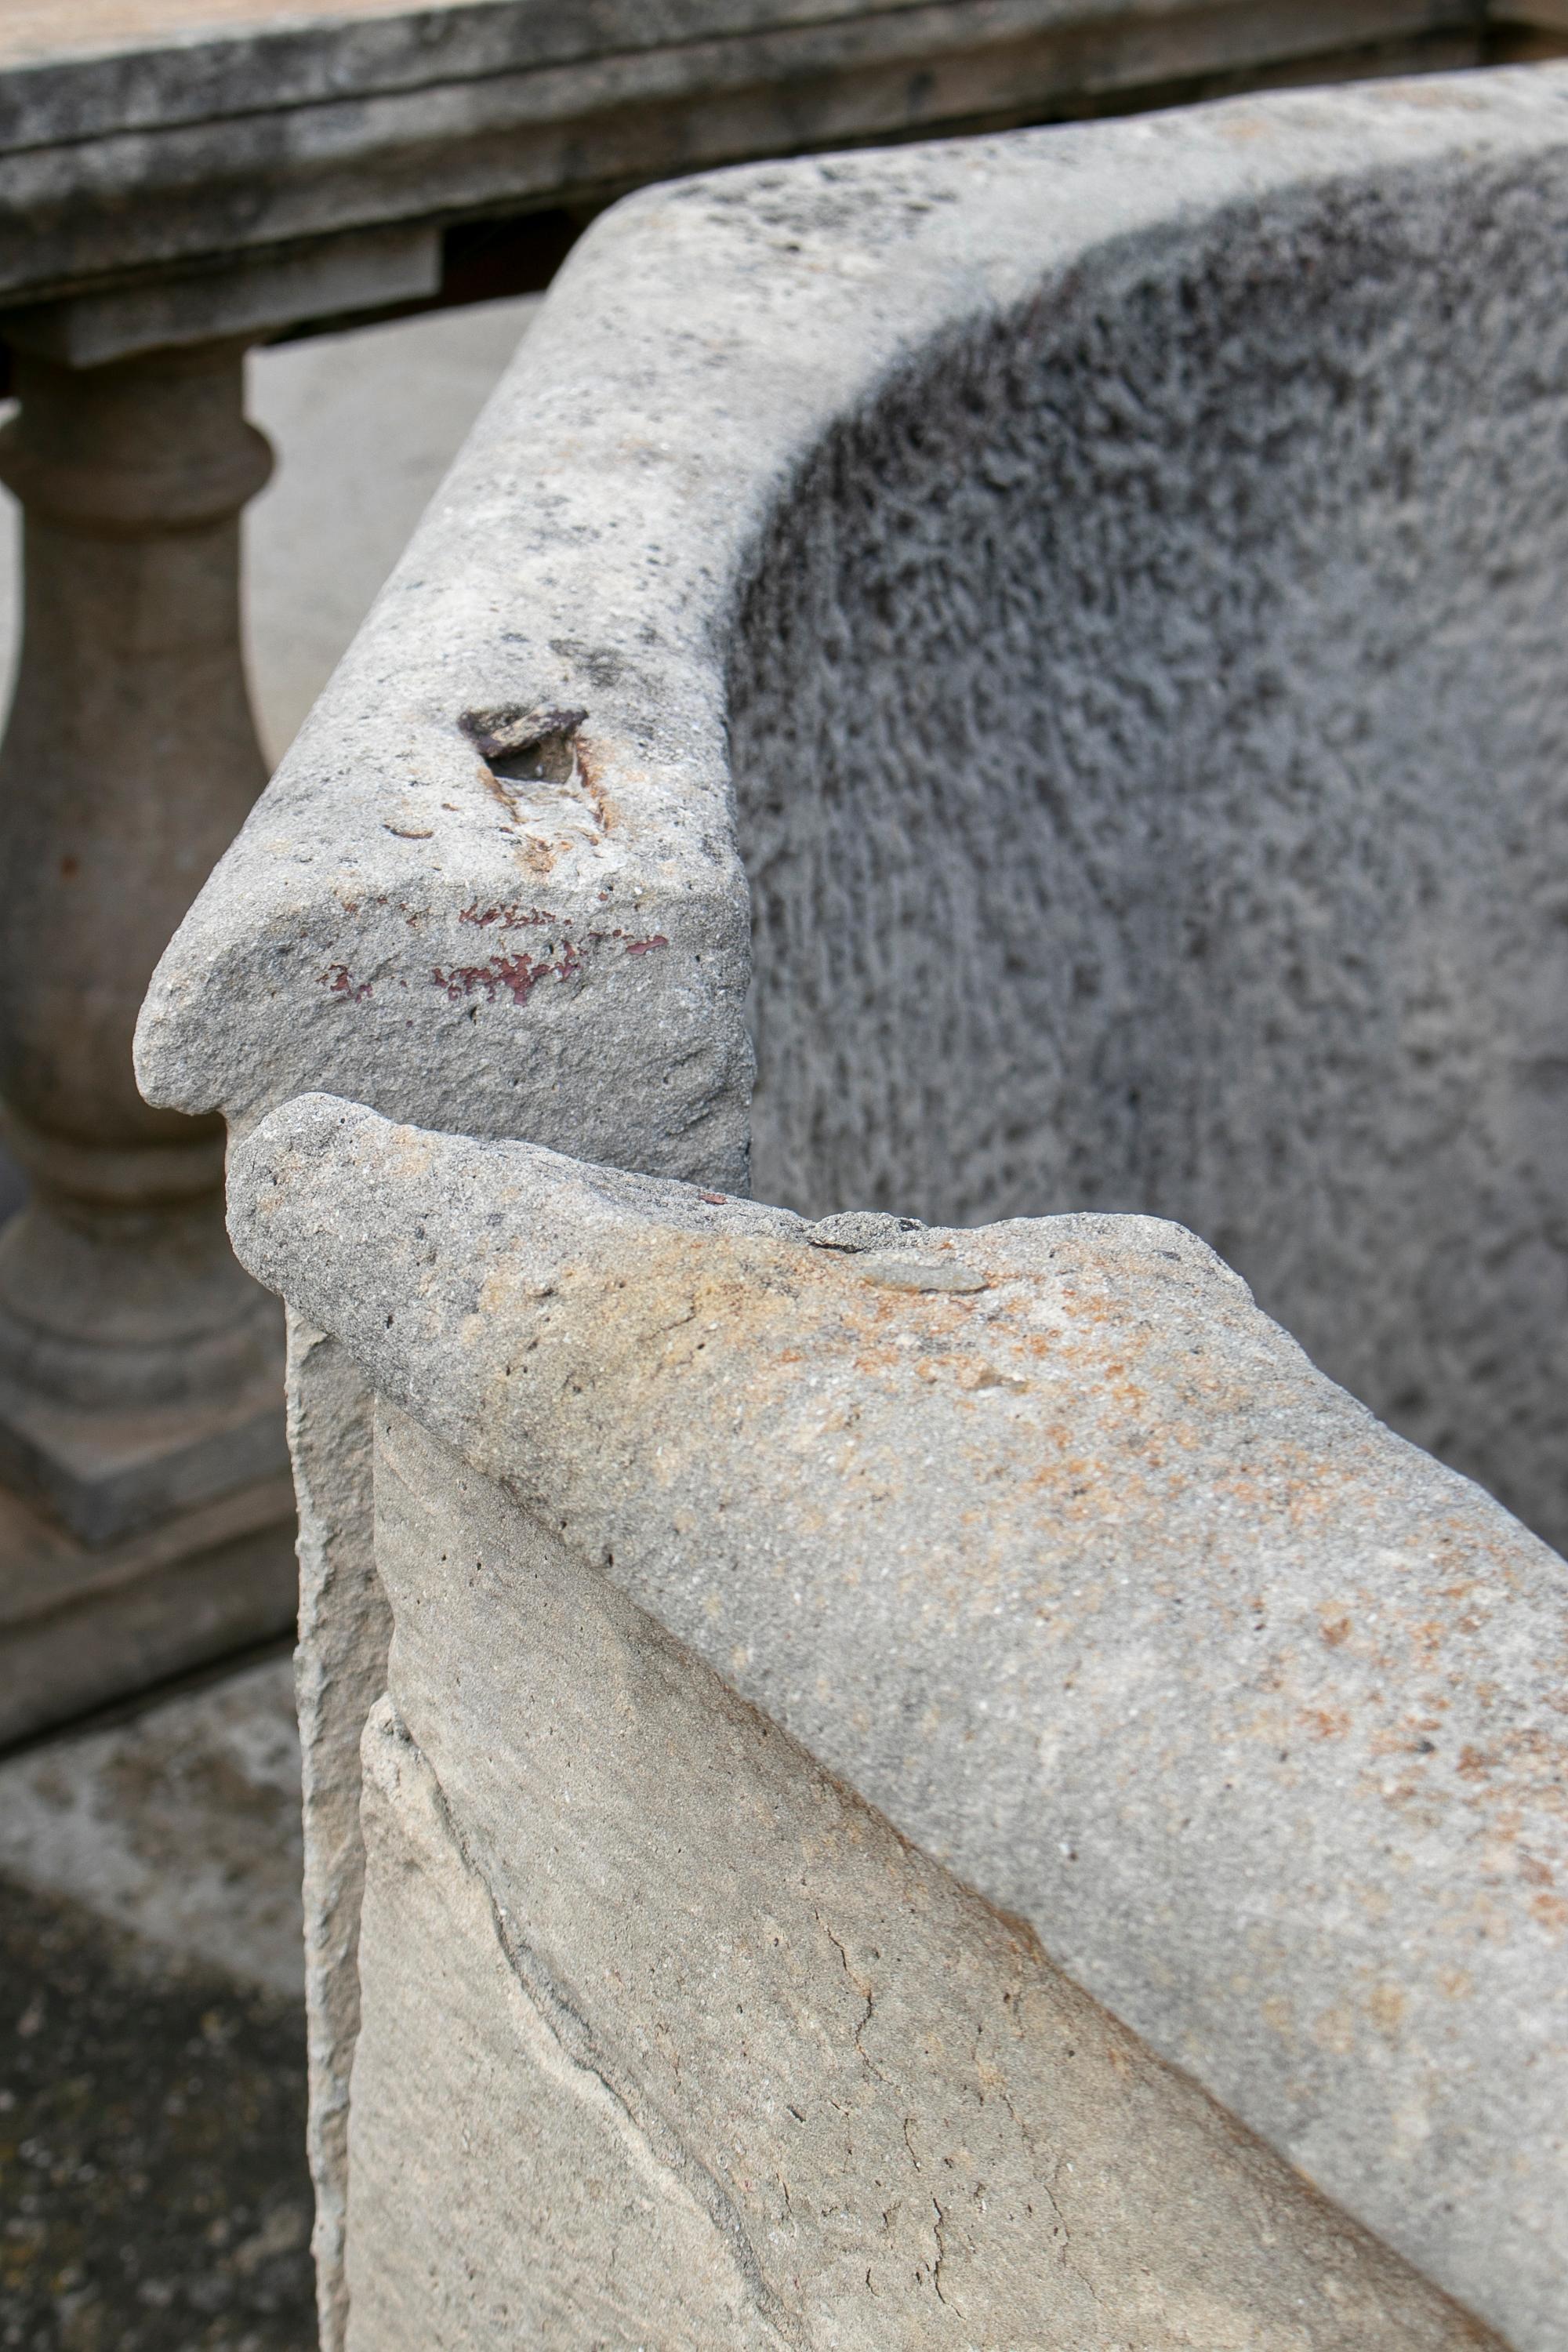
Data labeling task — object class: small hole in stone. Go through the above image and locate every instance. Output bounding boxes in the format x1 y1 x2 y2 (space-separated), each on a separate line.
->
459 702 586 786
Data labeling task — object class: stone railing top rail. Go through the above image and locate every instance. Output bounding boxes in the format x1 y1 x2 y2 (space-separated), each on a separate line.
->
0 1 1490 314
233 1091 1567 2349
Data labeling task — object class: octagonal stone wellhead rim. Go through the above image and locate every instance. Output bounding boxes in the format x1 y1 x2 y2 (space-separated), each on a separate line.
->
133 65 1568 2350
134 67 1568 1544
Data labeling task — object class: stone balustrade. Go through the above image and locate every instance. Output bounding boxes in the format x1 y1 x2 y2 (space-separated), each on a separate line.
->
139 71 1568 2347
9 0 1515 1743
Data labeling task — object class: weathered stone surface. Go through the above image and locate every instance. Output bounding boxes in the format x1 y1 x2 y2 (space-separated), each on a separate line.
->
0 0 1486 309
349 1407 1496 2351
0 336 287 1552
138 71 1568 2347
286 1313 384 2352
0 1650 303 1996
0 327 298 1737
1 223 441 368
232 1093 1566 2348
0 1653 315 2345
143 69 1568 1553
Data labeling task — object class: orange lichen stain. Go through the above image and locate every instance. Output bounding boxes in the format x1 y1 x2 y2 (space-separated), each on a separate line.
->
1301 1707 1352 1743
1312 2005 1356 2057
517 835 564 877
1319 1615 1352 1650
1365 1984 1406 2038
388 1128 437 1179
914 1353 1029 1394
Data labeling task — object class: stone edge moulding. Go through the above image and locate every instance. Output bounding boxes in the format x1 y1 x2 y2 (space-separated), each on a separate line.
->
139 69 1568 2352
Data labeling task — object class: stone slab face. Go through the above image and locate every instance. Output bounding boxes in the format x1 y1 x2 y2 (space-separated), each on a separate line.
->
138 71 1568 2350
285 1316 385 2352
349 1403 1494 2351
232 1096 1564 2349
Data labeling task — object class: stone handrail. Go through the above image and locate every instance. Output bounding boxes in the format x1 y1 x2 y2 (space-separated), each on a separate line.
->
140 71 1568 2348
0 0 1499 320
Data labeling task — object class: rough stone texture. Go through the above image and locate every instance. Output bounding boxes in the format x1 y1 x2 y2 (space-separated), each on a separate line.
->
242 295 545 765
142 70 1568 1552
0 1874 314 2350
0 0 1486 309
285 1316 384 2352
138 73 1568 2349
232 1094 1567 2349
345 1410 1496 2351
728 126 1568 1562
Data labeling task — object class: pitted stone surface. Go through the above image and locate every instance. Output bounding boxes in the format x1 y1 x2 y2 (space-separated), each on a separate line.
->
141 69 1568 1548
138 71 1568 2346
805 1208 925 1250
231 1093 1567 2349
346 1418 1497 2350
728 117 1568 1559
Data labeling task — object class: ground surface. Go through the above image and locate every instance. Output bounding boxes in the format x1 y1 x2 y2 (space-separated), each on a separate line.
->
0 1872 311 2351
0 1655 312 2350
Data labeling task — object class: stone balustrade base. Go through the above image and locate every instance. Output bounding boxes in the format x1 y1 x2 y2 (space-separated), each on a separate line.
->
0 1373 289 1552
0 1472 297 1749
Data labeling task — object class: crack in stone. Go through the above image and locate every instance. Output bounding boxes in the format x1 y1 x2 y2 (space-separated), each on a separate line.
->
974 2011 1101 2307
931 2195 951 2306
408 1719 803 2348
815 1911 875 2062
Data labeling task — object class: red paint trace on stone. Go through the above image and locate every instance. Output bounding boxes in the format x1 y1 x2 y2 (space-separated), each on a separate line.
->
430 923 669 1008
320 964 373 1002
431 942 583 1006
